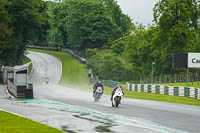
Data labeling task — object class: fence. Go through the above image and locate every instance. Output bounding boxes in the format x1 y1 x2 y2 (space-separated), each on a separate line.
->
27 46 87 64
101 80 118 88
134 72 200 85
126 82 200 100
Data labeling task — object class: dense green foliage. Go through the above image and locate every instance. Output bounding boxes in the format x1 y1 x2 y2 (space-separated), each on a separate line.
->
0 1 12 65
0 0 50 66
0 111 63 133
66 0 114 51
87 50 134 81
153 0 200 73
49 0 132 52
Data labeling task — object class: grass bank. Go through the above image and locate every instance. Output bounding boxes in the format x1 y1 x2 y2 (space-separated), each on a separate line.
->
28 49 89 90
24 56 32 75
28 49 200 106
0 110 63 133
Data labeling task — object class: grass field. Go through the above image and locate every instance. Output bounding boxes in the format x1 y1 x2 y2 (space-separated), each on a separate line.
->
28 49 200 106
0 110 63 133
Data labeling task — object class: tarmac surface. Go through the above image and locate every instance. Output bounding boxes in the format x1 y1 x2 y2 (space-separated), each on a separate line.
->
1 51 200 133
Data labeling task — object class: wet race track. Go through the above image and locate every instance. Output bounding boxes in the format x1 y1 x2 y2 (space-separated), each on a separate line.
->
1 51 200 133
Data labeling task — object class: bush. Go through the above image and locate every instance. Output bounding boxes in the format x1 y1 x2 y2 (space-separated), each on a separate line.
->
87 50 134 81
85 48 97 59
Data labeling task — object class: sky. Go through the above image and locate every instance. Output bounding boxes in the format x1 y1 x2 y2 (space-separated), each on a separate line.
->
116 0 158 25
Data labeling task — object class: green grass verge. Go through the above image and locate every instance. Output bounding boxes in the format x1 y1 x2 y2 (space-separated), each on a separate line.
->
24 56 32 75
28 49 89 90
28 48 200 106
0 110 63 133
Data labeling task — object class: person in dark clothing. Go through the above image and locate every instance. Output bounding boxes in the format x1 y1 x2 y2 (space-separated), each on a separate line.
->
93 80 104 95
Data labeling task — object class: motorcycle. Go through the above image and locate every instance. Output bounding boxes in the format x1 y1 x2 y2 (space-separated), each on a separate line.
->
112 88 123 108
93 86 103 102
45 78 49 84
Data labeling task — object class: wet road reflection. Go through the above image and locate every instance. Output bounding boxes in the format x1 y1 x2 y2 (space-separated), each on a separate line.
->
9 98 183 133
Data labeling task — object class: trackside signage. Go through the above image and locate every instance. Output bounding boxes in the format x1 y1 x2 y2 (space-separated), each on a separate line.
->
188 53 200 68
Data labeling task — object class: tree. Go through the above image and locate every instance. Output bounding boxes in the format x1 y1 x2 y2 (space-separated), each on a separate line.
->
87 50 134 81
35 1 51 46
153 0 200 73
101 0 133 41
51 0 133 52
0 2 13 65
50 2 68 47
122 25 154 76
66 0 115 52
4 0 47 64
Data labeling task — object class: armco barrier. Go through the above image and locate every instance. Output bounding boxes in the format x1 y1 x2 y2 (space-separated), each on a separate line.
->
27 46 87 64
101 80 118 88
126 82 200 99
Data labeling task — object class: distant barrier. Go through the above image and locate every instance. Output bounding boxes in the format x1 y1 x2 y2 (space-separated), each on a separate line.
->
27 46 87 64
27 46 57 51
126 82 200 100
101 80 118 88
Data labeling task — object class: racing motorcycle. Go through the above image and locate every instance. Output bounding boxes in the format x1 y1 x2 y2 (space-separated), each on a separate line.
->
93 86 103 102
112 88 123 108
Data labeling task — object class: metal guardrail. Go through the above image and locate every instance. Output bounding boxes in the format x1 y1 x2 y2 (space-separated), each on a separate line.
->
27 46 87 64
101 80 118 88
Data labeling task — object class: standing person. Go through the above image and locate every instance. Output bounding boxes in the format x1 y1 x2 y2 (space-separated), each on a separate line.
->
90 73 94 83
88 69 92 77
111 83 124 101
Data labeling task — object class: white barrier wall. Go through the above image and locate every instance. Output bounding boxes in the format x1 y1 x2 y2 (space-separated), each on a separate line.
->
126 82 200 99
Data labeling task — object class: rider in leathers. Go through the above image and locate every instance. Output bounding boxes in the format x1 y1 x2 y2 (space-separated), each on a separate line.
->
93 81 104 96
111 83 124 101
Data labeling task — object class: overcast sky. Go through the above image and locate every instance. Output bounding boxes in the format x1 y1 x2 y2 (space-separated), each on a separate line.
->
116 0 158 25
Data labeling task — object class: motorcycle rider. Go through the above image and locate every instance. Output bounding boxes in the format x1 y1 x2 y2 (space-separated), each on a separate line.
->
93 80 104 96
45 78 49 84
111 83 124 101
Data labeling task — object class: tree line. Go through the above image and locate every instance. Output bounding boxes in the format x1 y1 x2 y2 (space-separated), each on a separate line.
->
0 0 199 82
